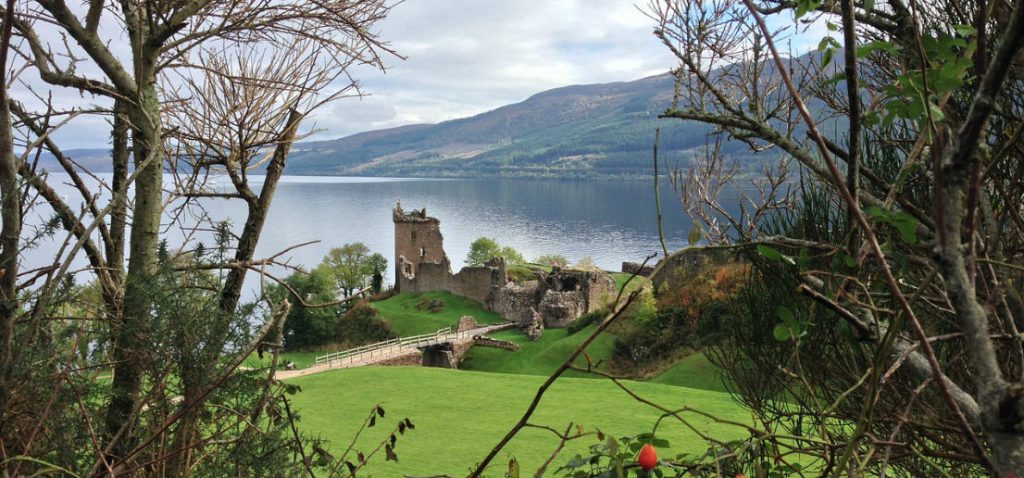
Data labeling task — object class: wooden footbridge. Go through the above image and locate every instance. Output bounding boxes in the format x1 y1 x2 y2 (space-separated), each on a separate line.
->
275 322 516 379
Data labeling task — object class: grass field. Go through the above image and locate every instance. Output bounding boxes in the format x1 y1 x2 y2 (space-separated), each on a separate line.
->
288 366 749 477
460 325 616 378
371 291 504 336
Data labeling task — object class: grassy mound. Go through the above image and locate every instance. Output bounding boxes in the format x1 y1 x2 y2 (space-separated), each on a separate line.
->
371 290 504 336
460 325 616 378
287 367 748 477
648 353 729 393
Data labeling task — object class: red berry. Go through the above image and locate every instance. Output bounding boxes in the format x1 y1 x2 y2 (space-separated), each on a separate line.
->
637 444 657 471
736 475 747 478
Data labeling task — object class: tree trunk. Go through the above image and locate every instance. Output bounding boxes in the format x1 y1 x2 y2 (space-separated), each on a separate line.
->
105 79 163 459
0 0 20 439
0 69 19 440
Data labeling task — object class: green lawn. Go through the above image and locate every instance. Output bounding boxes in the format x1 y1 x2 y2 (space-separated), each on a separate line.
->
371 291 504 336
610 272 649 294
649 353 730 393
287 367 749 477
460 325 616 379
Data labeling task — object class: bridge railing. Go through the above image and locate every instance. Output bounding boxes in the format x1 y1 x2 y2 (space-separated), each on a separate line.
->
316 326 474 366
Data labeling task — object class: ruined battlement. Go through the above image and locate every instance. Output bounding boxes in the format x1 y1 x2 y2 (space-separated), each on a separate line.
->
393 204 439 223
392 204 615 338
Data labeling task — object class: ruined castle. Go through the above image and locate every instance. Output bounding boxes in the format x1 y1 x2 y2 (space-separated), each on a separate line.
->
393 203 615 335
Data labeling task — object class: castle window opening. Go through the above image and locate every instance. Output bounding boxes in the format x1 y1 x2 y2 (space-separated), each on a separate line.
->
412 230 417 240
420 247 426 258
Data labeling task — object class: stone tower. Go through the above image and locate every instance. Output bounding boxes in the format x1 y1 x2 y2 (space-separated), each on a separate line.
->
393 202 448 287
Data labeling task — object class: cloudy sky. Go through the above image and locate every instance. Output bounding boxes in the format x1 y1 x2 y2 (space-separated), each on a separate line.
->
46 1 675 149
302 0 676 143
41 0 819 149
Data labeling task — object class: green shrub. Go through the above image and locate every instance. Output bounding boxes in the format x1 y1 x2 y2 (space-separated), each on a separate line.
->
567 308 608 334
334 301 397 349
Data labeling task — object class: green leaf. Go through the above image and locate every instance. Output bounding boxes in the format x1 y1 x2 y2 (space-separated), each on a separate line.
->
756 244 784 261
508 457 520 478
773 323 793 341
891 212 920 244
954 24 976 37
688 225 702 246
757 245 796 265
856 40 896 57
795 0 822 18
797 248 811 269
776 306 795 325
928 102 945 122
822 48 835 67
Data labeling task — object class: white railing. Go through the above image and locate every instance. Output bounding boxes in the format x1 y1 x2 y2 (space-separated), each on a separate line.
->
315 326 476 366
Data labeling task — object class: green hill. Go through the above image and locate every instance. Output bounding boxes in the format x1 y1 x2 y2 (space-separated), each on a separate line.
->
371 290 504 336
460 326 617 379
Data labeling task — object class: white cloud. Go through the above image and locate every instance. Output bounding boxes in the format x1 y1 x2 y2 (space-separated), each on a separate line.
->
303 0 676 141
24 0 678 148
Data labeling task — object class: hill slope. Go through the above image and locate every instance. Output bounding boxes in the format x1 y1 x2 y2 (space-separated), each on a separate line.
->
285 73 723 178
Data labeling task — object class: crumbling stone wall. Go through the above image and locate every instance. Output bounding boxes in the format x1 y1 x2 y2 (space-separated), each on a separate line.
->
492 268 615 332
376 350 423 366
539 290 586 328
473 336 520 351
493 281 543 327
621 261 654 277
396 257 507 306
393 204 615 332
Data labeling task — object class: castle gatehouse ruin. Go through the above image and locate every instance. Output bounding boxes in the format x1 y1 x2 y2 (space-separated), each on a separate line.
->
393 203 615 337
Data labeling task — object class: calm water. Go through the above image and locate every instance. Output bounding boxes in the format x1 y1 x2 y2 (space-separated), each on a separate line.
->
32 175 696 294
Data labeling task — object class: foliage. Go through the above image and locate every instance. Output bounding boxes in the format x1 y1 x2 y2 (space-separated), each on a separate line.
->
573 256 599 271
534 254 569 268
465 237 525 266
566 308 608 335
322 243 389 297
652 0 1024 474
333 301 397 350
272 265 340 350
0 0 394 474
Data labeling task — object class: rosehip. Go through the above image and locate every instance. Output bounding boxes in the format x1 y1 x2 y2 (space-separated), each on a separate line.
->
637 443 657 471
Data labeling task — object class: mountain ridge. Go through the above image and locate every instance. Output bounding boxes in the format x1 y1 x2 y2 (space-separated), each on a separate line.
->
40 72 767 178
